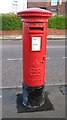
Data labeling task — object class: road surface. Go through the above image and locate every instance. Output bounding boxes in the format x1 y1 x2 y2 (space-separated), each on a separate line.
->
0 40 65 88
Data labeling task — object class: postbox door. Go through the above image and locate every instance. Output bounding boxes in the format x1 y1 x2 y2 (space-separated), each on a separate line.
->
23 34 47 87
30 34 46 86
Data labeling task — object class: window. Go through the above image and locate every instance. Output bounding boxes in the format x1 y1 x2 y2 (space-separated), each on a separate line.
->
59 0 62 5
51 0 57 6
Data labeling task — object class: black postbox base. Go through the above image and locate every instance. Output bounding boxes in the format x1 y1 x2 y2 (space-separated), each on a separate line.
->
22 84 45 108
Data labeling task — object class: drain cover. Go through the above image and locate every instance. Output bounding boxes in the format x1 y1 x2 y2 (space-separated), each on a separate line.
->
59 86 67 95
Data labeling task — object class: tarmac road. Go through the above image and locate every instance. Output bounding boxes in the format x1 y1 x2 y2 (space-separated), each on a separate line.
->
1 39 65 88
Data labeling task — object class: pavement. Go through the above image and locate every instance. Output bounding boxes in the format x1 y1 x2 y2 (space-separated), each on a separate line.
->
1 85 66 118
0 34 66 40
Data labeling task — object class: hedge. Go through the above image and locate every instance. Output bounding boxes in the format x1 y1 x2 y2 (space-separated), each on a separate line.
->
0 14 67 30
0 14 2 30
1 14 22 30
48 15 67 29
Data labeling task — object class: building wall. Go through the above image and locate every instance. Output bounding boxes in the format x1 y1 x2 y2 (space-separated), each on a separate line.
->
58 2 65 15
65 1 67 15
27 2 51 10
27 0 66 15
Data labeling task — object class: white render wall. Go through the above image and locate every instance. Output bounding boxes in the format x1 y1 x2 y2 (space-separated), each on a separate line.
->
0 0 27 13
17 0 27 12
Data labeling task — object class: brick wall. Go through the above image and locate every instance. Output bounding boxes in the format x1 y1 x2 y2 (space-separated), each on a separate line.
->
58 2 65 15
65 1 67 15
27 2 51 11
27 1 66 15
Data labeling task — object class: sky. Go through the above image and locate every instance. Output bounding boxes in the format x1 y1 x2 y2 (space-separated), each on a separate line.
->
0 0 27 13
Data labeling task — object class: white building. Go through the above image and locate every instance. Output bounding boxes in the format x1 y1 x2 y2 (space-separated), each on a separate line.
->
0 0 27 13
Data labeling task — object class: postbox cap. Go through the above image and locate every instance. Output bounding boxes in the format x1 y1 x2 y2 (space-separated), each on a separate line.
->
17 8 52 18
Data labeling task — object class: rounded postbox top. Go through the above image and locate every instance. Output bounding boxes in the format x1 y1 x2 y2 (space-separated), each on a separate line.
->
17 8 52 18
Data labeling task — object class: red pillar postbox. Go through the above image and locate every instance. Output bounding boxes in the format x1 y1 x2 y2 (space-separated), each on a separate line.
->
17 8 52 108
